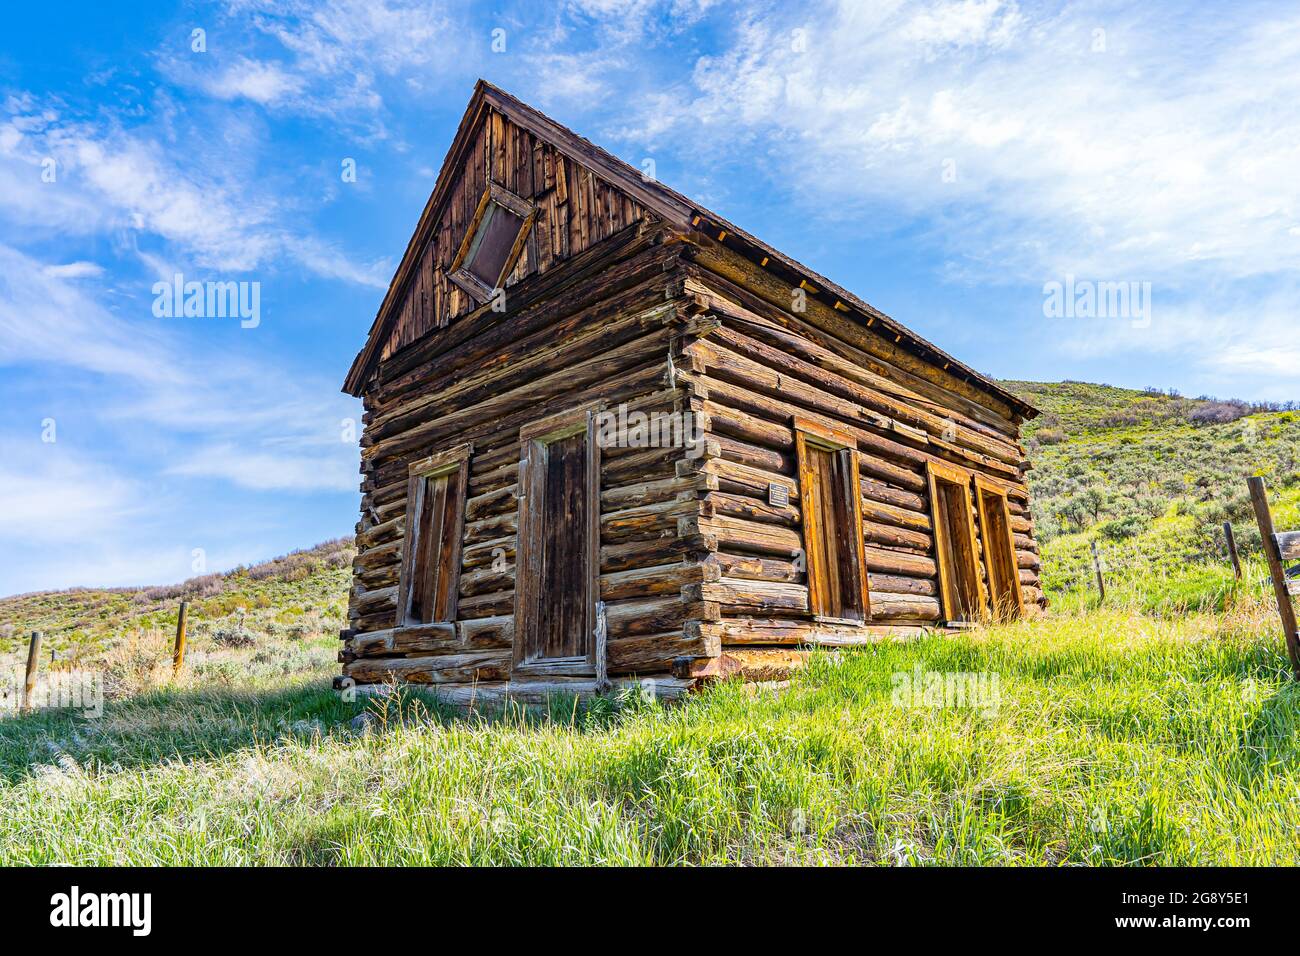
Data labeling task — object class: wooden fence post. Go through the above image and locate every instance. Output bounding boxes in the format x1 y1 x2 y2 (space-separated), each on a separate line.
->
22 631 42 713
172 601 189 676
1090 541 1106 604
1224 521 1242 580
1248 477 1300 679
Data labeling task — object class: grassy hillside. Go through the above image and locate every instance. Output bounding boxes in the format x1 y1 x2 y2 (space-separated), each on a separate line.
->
3 381 1300 865
1 540 353 703
1004 381 1300 614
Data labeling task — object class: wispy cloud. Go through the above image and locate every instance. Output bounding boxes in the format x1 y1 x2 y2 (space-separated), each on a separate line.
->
613 0 1300 283
0 95 387 284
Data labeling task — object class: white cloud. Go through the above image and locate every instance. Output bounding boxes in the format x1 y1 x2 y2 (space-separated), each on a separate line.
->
0 442 142 545
616 1 1300 284
200 56 307 105
0 97 383 283
167 442 357 492
40 261 105 279
0 243 360 486
590 0 1300 396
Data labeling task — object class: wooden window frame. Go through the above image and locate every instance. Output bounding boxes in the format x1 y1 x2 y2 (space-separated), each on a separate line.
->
513 405 602 676
974 475 1025 622
794 417 871 623
448 183 537 305
396 443 472 627
926 460 986 625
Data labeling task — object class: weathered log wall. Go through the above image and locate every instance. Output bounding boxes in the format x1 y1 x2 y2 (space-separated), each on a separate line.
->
343 168 1044 697
343 228 716 694
667 242 1044 652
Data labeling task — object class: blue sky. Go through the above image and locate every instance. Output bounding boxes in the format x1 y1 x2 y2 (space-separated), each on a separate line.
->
2 0 1298 595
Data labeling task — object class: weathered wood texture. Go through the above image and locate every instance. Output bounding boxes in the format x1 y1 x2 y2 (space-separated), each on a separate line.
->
668 261 1044 643
341 84 1043 698
377 107 647 363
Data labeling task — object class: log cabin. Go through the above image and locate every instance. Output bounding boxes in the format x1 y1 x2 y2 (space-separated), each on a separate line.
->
337 80 1042 705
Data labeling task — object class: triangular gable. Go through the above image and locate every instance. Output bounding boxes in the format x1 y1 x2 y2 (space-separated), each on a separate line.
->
343 81 690 396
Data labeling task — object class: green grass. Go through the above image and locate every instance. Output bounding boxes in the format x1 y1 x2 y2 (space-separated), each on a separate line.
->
2 598 1298 865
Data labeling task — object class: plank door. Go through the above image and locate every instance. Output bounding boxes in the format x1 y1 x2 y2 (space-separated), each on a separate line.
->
975 478 1024 622
514 408 600 674
927 461 984 624
796 420 870 622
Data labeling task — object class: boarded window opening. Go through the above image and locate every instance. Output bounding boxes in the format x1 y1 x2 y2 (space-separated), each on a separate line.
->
976 479 1024 622
515 408 600 672
796 421 870 622
449 184 534 303
928 461 983 624
398 445 471 626
464 203 525 287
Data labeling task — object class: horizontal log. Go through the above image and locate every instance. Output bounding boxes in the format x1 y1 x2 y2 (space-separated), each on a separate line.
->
600 561 711 601
694 577 808 612
864 520 932 552
606 595 719 639
702 490 798 526
345 650 511 684
600 536 688 573
869 573 937 597
704 617 940 647
710 552 803 584
608 629 718 674
457 589 514 619
681 514 803 558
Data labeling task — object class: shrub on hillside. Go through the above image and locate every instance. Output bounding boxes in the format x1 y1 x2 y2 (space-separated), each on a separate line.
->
1188 401 1251 425
212 625 258 648
1097 515 1148 540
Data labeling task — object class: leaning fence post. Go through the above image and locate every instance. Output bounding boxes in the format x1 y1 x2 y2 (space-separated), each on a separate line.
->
22 631 42 713
172 600 189 676
1224 521 1242 580
1249 476 1300 679
1090 541 1106 604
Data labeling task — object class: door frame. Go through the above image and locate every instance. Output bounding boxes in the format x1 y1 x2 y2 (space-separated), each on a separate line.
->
512 404 602 677
396 443 472 627
794 417 871 623
974 475 1025 622
926 460 985 624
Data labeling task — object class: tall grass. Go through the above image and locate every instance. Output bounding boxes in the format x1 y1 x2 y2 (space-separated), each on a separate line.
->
2 604 1297 866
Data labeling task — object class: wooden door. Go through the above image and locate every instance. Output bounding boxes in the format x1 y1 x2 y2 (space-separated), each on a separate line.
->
515 408 599 673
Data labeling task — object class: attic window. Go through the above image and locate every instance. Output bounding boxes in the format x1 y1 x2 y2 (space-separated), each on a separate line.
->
450 184 534 303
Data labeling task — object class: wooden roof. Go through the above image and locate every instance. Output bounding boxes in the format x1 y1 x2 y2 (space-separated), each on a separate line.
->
344 80 1037 419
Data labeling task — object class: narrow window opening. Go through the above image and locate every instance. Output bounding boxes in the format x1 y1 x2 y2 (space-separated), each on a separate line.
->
928 462 983 624
976 479 1024 622
796 421 870 622
398 446 470 626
